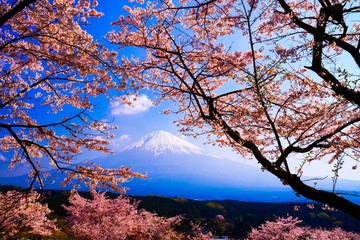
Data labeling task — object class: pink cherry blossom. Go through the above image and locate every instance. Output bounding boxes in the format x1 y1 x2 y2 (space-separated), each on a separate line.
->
63 190 212 239
246 216 360 240
0 0 143 192
0 190 57 238
108 0 360 219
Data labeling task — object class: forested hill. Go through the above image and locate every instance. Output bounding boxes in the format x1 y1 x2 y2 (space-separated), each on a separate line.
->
135 195 360 238
2 186 358 239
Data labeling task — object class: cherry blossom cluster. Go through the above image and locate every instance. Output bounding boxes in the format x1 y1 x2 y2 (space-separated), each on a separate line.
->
63 190 213 239
246 216 360 240
108 0 360 218
0 0 142 191
0 190 57 239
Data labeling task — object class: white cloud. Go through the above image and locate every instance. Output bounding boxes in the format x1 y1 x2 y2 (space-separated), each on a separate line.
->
111 94 153 115
94 134 130 144
120 134 130 140
110 134 131 149
0 154 6 161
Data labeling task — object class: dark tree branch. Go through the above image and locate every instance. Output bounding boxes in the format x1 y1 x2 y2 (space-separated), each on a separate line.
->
4 125 41 189
0 0 36 27
276 0 360 107
275 117 360 166
222 121 360 220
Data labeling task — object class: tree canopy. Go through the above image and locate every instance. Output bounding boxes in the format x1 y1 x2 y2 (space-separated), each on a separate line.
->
0 0 143 191
64 190 213 239
1 0 359 224
246 216 360 240
108 0 360 219
0 190 57 238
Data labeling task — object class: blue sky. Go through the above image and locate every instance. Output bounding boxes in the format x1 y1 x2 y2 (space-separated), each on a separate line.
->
77 2 360 182
81 2 219 152
2 1 358 184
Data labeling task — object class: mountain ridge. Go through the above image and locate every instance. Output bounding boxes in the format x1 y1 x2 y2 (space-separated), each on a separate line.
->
123 130 211 156
93 130 294 201
97 130 360 202
1 130 359 203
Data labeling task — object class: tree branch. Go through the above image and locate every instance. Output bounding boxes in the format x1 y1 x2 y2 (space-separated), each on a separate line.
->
0 0 36 27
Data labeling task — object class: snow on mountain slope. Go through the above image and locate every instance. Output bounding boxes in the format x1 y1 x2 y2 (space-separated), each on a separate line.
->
96 130 282 188
2 130 359 202
123 130 206 156
91 130 299 200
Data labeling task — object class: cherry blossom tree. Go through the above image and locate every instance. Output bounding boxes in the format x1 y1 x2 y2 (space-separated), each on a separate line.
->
0 0 144 191
245 216 360 240
274 0 360 107
0 190 57 239
108 0 360 219
63 190 212 240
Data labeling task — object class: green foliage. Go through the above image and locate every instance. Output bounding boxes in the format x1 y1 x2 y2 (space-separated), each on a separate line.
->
206 202 225 210
172 198 188 203
133 197 360 238
333 221 343 227
317 212 330 219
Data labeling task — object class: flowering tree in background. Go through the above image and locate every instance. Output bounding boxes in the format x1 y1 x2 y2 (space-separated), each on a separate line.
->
108 0 360 219
0 0 144 191
245 216 360 240
0 190 57 239
63 190 212 240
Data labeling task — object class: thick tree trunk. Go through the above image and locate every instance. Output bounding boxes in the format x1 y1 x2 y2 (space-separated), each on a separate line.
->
225 126 360 221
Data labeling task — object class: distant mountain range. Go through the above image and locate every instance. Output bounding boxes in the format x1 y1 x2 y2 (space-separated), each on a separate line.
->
1 130 359 202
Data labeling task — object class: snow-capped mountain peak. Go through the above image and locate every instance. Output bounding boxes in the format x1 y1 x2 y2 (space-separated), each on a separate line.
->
123 130 205 156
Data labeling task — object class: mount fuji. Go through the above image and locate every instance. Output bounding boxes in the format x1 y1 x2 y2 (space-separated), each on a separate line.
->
95 130 298 201
122 130 207 156
1 130 359 202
